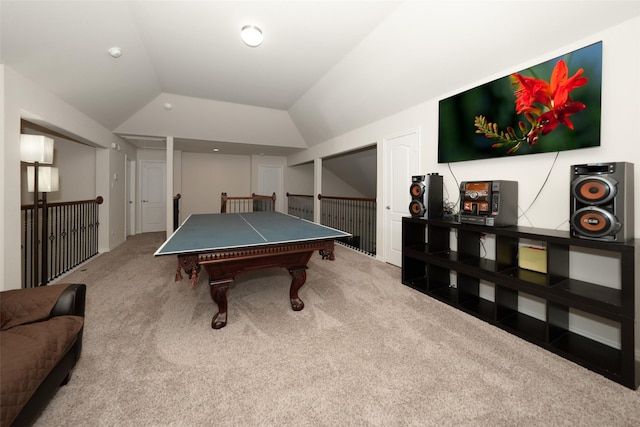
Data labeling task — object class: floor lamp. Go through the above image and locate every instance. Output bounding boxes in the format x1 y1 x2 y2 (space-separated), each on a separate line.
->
28 165 59 286
21 134 56 286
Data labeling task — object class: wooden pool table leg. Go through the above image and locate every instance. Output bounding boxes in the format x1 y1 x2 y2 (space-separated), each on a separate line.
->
177 255 200 287
209 279 232 329
319 246 335 260
288 267 308 311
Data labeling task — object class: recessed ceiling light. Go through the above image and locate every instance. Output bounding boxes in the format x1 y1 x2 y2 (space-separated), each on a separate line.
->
241 25 263 47
213 148 220 152
108 47 122 58
163 102 173 111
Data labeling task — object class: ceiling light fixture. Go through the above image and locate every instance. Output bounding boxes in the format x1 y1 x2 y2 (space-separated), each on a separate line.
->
241 25 263 47
108 47 122 58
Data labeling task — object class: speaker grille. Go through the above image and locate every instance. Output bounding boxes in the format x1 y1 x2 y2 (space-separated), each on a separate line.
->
409 200 425 216
571 207 620 238
410 182 425 198
571 176 617 205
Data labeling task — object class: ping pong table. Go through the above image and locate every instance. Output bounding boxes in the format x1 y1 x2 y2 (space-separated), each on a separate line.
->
154 211 351 329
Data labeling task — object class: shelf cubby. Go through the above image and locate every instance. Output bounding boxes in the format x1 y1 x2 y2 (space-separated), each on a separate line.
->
458 276 494 321
401 216 639 390
500 266 549 286
551 332 622 377
499 310 548 344
548 301 623 379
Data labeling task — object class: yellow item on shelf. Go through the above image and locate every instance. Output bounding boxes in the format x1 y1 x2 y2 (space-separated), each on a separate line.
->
519 246 547 274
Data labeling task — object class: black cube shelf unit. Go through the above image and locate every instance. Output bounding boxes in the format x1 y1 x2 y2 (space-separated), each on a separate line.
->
402 216 639 389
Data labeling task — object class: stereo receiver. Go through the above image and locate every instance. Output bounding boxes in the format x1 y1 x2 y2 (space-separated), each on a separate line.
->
459 180 518 227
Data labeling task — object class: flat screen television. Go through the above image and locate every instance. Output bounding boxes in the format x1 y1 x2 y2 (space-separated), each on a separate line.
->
438 41 602 163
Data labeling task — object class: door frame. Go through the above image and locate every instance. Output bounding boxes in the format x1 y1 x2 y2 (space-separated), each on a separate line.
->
126 158 136 236
139 160 167 233
382 127 420 266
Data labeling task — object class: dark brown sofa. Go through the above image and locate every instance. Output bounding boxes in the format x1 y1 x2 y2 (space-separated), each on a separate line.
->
1 283 86 427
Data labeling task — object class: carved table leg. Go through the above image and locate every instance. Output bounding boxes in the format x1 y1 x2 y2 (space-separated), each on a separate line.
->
288 267 308 311
319 241 336 260
177 255 201 287
210 279 232 329
189 270 199 287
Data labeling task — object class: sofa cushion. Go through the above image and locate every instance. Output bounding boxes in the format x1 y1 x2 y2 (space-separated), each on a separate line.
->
0 315 83 427
1 284 69 330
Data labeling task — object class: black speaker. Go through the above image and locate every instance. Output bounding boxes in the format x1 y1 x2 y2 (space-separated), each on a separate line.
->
570 162 634 242
409 173 443 219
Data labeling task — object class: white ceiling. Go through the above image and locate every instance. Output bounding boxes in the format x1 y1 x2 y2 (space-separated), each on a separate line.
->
3 1 640 156
1 0 399 154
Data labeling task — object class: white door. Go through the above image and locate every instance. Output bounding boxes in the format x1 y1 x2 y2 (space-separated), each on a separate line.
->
141 161 166 233
383 129 420 266
126 158 136 236
258 165 284 212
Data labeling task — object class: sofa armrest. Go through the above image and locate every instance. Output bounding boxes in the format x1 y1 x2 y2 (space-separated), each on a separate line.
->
1 283 86 330
50 284 86 318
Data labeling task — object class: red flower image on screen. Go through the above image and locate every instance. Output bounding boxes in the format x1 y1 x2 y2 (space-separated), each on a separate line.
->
474 59 589 154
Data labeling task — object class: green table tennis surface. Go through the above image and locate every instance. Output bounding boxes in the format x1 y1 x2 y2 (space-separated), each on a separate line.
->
154 211 350 256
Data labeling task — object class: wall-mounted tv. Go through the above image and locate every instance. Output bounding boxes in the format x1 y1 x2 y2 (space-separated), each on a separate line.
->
438 41 602 163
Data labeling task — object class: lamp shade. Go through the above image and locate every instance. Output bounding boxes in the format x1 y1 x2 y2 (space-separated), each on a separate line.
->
20 134 54 164
27 166 59 192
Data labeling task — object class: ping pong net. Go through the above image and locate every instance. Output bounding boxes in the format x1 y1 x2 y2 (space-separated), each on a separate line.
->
220 192 276 213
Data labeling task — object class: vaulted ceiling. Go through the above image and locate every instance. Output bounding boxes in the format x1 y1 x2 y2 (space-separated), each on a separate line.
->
3 1 640 156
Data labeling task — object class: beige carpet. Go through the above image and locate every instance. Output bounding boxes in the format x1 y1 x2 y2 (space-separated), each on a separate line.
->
36 232 640 426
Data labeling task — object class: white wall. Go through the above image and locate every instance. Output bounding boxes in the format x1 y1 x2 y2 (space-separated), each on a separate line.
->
286 17 640 350
322 168 366 198
134 147 231 232
0 65 6 288
285 163 314 196
176 153 290 221
249 154 367 213
180 152 251 217
289 17 640 252
2 67 133 290
20 137 97 204
3 7 639 302
137 148 167 162
115 93 307 149
289 1 640 147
